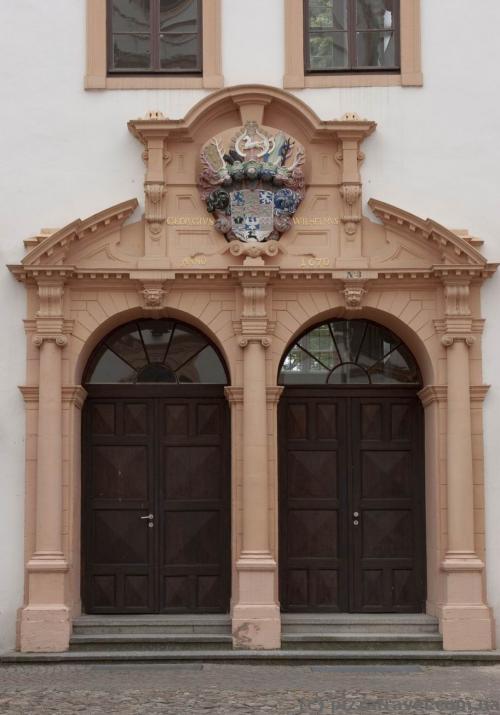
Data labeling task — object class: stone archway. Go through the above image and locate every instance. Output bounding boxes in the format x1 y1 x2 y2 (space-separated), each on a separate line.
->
9 84 496 652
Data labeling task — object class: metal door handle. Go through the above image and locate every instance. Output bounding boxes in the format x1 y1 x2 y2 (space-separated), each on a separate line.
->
140 514 154 520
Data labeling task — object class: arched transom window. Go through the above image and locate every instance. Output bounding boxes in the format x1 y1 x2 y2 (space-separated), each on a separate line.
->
279 319 420 385
85 319 228 384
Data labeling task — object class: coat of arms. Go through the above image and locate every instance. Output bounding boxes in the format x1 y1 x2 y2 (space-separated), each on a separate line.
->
199 122 305 243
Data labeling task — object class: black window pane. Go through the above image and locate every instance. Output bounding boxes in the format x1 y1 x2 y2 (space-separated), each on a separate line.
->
113 33 151 69
309 0 347 30
356 0 396 29
309 32 348 70
160 0 198 32
160 33 200 70
88 349 137 384
112 0 150 32
356 30 396 67
138 320 174 364
137 363 176 383
166 325 207 371
106 325 148 370
177 346 228 384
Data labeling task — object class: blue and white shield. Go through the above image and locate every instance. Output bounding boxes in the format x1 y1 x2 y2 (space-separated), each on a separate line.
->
230 189 274 242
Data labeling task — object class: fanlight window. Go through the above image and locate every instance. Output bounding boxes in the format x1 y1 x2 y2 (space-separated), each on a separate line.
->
279 320 420 385
85 319 228 384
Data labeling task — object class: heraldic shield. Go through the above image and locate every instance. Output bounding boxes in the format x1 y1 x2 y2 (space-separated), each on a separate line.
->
199 122 306 243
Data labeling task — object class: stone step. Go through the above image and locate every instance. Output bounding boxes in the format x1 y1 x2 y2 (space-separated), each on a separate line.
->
3 649 500 666
69 634 233 652
281 614 439 634
281 633 443 651
72 614 232 636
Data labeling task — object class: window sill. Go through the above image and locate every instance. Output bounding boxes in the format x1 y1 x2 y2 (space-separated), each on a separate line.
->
284 72 422 89
85 74 223 90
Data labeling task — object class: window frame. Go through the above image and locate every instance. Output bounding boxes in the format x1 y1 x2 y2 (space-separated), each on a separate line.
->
285 0 422 88
86 0 223 89
106 0 203 76
303 0 401 75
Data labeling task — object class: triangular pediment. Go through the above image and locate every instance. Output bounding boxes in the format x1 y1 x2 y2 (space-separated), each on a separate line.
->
18 199 138 269
368 199 487 269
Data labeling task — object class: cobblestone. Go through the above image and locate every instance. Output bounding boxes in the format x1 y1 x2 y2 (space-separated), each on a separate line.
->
0 663 499 714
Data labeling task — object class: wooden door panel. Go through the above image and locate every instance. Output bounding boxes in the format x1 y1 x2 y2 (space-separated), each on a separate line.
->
351 395 425 613
280 389 425 614
84 398 155 613
158 397 229 613
279 395 348 612
84 391 230 615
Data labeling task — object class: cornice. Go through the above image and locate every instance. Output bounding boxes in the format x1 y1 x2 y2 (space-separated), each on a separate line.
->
369 198 497 274
417 384 490 406
11 199 138 271
19 385 88 408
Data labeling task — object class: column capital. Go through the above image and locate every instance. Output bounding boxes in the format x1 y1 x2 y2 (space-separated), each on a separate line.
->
238 336 271 349
441 334 475 348
33 333 68 348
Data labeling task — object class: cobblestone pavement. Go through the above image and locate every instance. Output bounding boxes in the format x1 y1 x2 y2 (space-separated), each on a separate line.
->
0 663 499 714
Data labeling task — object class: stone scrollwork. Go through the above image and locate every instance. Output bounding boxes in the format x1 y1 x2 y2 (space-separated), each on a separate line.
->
441 334 476 348
33 334 68 348
145 181 166 239
340 183 362 238
229 239 279 264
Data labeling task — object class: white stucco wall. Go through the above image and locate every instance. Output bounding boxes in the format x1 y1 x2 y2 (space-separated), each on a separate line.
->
1 0 499 651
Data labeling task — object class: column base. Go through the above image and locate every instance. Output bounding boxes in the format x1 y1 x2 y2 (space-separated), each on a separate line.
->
440 555 495 651
231 555 281 650
19 606 71 653
441 605 495 651
232 604 281 650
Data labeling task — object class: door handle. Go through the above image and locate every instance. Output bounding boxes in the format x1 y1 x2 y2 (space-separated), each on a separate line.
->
353 511 360 526
140 514 154 520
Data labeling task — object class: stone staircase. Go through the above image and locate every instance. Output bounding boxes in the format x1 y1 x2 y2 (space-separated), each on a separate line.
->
2 613 500 664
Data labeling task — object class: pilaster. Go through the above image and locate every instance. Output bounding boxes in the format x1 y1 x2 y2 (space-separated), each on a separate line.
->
20 278 71 653
231 270 280 650
438 278 494 650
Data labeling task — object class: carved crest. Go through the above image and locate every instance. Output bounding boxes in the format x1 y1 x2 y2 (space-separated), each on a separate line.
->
199 122 305 243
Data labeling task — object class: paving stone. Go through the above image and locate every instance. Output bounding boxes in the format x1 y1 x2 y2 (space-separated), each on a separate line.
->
0 663 499 713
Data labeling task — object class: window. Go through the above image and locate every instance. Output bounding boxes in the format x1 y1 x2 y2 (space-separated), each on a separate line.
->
108 0 202 74
284 0 422 88
279 320 421 385
305 0 399 73
85 319 228 384
86 0 223 90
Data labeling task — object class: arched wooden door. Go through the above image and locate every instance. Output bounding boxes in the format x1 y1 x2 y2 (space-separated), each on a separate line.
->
82 319 230 614
278 319 426 613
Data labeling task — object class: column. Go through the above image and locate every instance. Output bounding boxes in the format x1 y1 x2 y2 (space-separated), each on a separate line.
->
231 336 281 650
19 279 70 653
440 333 494 651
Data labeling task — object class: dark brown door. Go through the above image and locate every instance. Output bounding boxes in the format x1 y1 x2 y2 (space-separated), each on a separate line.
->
83 386 230 614
279 388 425 613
